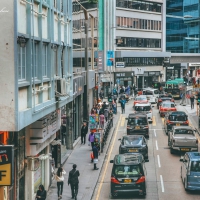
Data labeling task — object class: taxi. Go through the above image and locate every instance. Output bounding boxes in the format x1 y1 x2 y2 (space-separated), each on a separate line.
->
159 101 176 117
133 95 148 107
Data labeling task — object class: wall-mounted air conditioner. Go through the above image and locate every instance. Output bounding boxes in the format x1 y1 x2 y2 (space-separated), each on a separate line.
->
56 78 67 96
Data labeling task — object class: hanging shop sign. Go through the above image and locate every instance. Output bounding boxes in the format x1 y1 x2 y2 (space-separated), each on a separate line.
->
0 145 14 186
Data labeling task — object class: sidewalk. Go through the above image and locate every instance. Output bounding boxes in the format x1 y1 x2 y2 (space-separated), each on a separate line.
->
46 112 120 200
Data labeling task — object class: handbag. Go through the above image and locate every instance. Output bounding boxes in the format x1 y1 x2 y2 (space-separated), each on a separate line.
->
93 158 98 164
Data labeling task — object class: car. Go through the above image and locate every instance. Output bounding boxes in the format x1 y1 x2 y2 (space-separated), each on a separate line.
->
126 113 149 139
142 88 160 104
159 101 176 117
133 95 148 107
134 102 153 123
156 94 174 108
180 152 200 191
163 111 189 135
110 153 148 198
168 126 198 154
118 94 129 103
118 135 148 160
156 93 173 103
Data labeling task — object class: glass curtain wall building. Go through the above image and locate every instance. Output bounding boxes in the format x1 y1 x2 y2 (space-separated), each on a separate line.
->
166 0 200 53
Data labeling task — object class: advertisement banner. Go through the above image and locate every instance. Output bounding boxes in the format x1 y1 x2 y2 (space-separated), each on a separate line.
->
0 145 14 186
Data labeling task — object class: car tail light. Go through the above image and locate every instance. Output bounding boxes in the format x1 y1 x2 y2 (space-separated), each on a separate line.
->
170 99 174 102
158 99 162 102
143 126 149 129
183 120 189 124
136 176 145 184
167 120 173 124
127 126 131 129
111 177 120 184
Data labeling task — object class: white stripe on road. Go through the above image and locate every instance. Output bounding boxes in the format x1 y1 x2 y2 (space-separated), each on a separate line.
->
154 129 157 137
160 175 165 192
155 140 158 150
157 155 161 168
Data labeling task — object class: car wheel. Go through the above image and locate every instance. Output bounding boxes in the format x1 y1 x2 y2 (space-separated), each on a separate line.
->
170 147 174 154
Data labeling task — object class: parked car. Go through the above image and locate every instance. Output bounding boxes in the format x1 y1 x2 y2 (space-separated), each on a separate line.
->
110 153 148 198
168 126 198 154
118 135 148 160
134 102 153 123
163 111 189 135
126 113 149 139
180 152 200 191
133 95 148 107
159 101 176 117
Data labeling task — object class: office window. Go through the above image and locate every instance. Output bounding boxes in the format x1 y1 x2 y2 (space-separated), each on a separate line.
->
31 42 38 78
42 44 47 77
18 45 26 80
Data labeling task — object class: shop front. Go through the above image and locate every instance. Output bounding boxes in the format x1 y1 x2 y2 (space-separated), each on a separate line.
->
114 72 134 88
166 65 181 81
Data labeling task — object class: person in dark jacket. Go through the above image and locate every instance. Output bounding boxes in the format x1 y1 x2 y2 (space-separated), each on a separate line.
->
35 185 46 200
68 164 80 199
190 94 195 109
120 98 126 114
81 122 88 144
92 145 99 170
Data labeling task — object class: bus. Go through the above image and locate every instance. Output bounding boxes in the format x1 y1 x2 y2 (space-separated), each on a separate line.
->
165 79 185 99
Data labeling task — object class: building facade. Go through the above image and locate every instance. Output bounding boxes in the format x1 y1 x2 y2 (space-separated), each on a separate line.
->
0 0 73 199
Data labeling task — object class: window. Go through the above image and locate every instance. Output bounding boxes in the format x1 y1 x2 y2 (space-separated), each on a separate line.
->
18 45 26 80
54 50 58 75
42 44 47 77
31 42 38 78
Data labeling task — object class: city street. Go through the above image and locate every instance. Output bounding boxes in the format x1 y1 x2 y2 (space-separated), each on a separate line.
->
92 98 200 200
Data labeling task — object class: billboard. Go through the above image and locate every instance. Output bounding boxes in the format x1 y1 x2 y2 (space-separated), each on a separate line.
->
0 145 14 186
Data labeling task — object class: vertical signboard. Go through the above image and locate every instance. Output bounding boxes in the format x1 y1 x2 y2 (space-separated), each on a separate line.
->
97 51 104 72
107 51 114 66
0 145 14 186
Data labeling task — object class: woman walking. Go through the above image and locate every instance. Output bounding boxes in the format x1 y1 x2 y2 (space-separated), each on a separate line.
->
55 166 66 199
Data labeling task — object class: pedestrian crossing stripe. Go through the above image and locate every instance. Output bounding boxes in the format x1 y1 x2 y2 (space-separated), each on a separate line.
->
161 118 164 124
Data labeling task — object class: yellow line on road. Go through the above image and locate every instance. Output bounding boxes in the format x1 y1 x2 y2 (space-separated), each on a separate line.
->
120 116 125 126
96 114 122 200
152 116 156 126
161 118 164 124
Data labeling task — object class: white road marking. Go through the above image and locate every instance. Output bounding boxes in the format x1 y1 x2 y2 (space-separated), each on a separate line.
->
156 140 158 150
157 155 161 168
160 175 165 192
154 129 157 137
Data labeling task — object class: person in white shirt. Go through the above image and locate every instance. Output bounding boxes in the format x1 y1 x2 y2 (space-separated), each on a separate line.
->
55 166 66 199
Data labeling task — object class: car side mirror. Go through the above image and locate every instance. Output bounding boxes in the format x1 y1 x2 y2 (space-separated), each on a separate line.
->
110 160 114 163
118 138 121 141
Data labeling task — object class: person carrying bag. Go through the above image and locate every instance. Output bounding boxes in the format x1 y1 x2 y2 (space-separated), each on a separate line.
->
55 166 66 199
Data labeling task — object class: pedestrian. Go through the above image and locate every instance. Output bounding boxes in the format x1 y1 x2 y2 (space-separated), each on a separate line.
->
68 164 80 200
81 122 88 144
55 166 66 199
88 131 95 149
108 109 114 127
104 107 109 122
35 185 46 200
92 144 99 170
112 101 117 114
190 94 195 109
120 97 126 114
99 113 105 128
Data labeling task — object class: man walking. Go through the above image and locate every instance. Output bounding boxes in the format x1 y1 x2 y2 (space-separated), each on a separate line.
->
108 109 114 127
190 94 195 109
81 122 88 144
120 97 126 114
92 144 99 170
68 164 80 200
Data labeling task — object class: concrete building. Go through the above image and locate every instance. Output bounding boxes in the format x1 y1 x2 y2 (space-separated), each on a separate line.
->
0 0 73 199
72 0 169 94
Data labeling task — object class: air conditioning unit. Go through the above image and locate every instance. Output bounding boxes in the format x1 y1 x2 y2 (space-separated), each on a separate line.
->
56 78 67 96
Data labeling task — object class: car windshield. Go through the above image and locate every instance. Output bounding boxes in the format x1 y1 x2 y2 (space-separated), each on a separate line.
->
135 106 151 111
169 115 187 121
162 103 175 108
128 117 147 125
174 129 193 135
190 161 200 172
114 165 143 177
123 137 143 146
136 97 146 101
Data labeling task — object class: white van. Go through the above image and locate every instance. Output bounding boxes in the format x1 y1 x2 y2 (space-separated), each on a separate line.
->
142 88 160 104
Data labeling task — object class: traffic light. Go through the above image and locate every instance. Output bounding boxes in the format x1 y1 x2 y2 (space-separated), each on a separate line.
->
108 93 112 102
